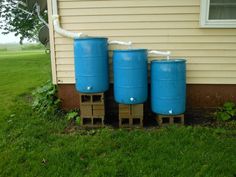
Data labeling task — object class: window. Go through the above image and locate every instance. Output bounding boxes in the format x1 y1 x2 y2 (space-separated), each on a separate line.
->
200 0 236 28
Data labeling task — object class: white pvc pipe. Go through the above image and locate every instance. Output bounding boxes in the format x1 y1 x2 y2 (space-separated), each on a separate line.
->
51 0 86 38
51 0 131 45
53 16 85 38
52 0 58 16
148 50 171 62
108 40 132 46
17 1 31 14
148 50 171 56
17 6 33 15
18 1 27 7
36 3 49 27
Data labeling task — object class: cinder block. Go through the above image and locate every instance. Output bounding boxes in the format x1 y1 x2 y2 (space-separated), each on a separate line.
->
156 114 184 126
80 94 92 105
131 104 143 116
81 116 104 128
79 93 104 105
119 115 143 128
80 105 92 116
93 105 105 116
118 104 144 117
119 104 131 115
92 93 104 105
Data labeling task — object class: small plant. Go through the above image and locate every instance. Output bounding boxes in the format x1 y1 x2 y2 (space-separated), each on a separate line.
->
65 110 80 125
214 101 236 121
32 81 61 116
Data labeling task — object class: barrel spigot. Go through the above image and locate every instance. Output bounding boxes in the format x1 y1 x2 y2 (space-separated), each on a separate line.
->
130 97 136 102
87 86 92 91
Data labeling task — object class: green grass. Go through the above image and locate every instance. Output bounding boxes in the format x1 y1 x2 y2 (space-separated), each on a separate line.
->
0 50 50 116
0 50 236 177
0 43 44 51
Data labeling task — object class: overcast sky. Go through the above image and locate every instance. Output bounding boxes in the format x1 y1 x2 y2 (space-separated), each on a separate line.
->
0 29 21 44
0 28 33 44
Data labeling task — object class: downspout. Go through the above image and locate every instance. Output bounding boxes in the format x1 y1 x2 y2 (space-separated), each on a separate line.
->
51 0 131 46
51 0 85 38
51 0 172 54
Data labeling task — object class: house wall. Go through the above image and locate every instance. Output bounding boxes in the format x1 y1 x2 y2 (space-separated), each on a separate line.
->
48 0 236 85
57 84 236 120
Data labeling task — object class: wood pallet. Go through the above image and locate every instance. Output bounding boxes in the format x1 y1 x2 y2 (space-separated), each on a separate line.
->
80 93 105 127
155 114 184 126
119 104 144 128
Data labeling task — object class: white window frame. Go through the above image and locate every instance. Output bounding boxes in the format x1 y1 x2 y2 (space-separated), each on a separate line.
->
200 0 236 28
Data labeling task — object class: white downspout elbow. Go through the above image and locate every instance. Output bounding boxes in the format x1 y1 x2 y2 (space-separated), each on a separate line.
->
52 15 85 38
51 0 86 38
51 0 132 44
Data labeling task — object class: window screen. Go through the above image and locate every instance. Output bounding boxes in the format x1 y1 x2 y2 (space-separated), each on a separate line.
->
209 0 236 20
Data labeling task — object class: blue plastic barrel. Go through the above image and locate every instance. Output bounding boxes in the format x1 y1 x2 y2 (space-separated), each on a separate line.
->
113 49 148 104
74 37 109 93
151 59 186 115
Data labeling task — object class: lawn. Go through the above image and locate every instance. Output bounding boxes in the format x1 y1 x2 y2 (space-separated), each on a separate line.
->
0 50 50 116
0 50 236 177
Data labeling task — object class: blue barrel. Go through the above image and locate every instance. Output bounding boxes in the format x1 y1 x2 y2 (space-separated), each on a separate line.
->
151 59 186 115
113 49 148 104
74 37 109 93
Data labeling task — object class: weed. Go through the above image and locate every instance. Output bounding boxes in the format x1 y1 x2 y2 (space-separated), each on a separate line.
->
65 110 81 125
32 81 61 116
214 101 236 121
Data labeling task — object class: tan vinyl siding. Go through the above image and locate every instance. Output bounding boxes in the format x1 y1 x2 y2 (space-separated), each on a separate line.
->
49 0 236 84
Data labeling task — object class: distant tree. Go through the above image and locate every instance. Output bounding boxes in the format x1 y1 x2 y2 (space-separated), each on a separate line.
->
0 0 47 44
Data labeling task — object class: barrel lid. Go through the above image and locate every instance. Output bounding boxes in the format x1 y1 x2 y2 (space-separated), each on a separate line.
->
113 49 147 52
74 36 108 41
151 59 186 63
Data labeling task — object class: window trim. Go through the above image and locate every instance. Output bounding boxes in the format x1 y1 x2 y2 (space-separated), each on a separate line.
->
200 0 236 28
